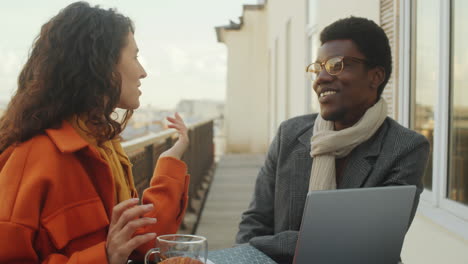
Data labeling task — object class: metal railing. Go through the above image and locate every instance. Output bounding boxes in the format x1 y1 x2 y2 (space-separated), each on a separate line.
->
122 119 215 233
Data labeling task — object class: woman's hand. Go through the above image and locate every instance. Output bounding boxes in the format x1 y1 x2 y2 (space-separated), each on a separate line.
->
160 112 189 159
106 198 157 264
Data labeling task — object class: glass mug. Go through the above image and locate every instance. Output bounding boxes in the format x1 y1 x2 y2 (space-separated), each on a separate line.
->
144 234 208 264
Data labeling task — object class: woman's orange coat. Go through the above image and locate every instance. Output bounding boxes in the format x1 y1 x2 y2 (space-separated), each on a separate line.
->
0 121 190 263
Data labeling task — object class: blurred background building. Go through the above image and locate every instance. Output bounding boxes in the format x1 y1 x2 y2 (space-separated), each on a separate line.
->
117 100 224 143
0 101 6 117
216 0 468 263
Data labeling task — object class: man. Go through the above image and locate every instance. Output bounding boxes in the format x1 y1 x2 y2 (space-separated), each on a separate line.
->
236 17 430 264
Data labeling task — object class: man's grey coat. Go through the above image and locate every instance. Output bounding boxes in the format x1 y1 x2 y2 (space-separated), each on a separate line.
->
236 114 430 264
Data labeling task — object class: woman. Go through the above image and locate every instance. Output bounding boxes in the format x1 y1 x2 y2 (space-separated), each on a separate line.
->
0 2 190 263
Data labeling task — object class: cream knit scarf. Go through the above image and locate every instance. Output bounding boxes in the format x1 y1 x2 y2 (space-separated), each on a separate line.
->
309 99 388 191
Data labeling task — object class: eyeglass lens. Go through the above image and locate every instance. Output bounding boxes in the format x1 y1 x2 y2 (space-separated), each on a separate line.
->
308 57 344 80
324 57 343 75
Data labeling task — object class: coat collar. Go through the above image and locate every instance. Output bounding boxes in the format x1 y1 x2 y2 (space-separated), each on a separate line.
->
297 116 316 150
46 120 116 218
45 120 89 153
340 119 388 188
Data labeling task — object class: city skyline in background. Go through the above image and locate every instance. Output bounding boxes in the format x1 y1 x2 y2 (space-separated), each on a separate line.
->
0 0 258 110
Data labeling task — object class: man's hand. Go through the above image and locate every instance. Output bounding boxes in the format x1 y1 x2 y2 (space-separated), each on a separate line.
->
160 112 189 160
106 198 157 264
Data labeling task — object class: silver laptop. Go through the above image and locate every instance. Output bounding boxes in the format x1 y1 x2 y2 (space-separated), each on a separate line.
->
293 186 416 264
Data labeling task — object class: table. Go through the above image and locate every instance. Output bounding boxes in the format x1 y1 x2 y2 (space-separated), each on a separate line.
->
133 245 404 264
208 245 277 264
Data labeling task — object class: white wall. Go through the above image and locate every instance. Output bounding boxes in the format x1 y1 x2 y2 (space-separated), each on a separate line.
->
309 0 380 31
266 0 307 137
402 214 468 264
221 7 269 153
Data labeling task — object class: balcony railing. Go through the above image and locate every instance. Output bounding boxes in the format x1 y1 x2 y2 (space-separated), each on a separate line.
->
122 119 215 233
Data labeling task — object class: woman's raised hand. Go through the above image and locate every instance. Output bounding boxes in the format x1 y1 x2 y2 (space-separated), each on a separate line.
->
160 112 189 159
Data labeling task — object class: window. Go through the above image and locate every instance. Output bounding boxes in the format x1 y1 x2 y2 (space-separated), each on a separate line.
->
449 0 468 205
306 33 320 114
410 0 438 190
404 0 468 242
306 0 320 114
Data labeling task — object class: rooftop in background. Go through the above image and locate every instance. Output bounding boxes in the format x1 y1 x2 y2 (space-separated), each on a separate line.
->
215 4 265 43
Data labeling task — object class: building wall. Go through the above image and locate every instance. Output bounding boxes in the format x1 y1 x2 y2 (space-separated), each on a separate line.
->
221 7 269 153
265 0 307 137
309 0 380 31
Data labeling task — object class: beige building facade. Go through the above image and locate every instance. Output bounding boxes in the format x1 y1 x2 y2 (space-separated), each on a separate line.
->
216 6 269 153
217 0 468 263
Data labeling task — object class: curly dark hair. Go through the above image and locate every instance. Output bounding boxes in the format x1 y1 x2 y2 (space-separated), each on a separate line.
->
320 16 392 99
0 1 135 152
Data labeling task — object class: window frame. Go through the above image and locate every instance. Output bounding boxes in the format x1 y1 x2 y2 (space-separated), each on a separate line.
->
402 0 468 241
305 0 319 114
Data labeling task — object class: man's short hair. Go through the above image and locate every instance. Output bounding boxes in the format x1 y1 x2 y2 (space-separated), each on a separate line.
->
320 16 392 99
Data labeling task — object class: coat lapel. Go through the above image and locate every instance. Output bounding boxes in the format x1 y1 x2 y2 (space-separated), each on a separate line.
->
340 120 388 188
77 146 116 219
289 120 315 229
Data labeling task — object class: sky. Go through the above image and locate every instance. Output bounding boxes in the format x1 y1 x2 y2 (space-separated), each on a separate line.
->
0 0 258 109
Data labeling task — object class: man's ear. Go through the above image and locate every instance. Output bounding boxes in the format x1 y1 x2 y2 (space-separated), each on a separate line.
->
369 66 385 90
